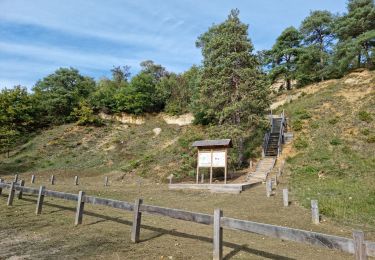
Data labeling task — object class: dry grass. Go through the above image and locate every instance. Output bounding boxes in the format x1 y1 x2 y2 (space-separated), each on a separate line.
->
0 172 369 259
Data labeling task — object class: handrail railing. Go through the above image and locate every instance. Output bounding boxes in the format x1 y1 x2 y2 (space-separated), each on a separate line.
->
262 132 270 157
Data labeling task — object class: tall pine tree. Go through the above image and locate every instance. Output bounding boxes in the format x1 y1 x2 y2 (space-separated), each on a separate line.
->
194 9 269 167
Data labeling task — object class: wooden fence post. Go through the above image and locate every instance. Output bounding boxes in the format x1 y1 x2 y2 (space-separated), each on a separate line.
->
0 178 3 195
274 176 278 186
213 209 223 260
201 174 204 184
7 182 15 206
131 198 143 243
18 180 25 199
14 174 18 183
283 189 289 207
311 200 319 224
266 179 272 197
104 176 108 187
31 175 35 184
75 191 85 225
36 186 45 215
353 230 367 260
74 176 79 186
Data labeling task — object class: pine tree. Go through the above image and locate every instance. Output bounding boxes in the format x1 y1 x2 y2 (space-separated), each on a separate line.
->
194 9 269 167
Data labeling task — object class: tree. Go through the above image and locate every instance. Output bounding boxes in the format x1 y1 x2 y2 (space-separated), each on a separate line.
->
0 86 35 157
111 65 131 84
300 10 334 81
115 72 163 114
33 68 96 124
194 9 269 167
156 65 201 115
140 60 169 82
334 0 375 70
265 27 302 89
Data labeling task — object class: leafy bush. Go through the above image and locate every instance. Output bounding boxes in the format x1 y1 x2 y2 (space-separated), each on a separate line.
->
71 102 103 126
296 109 312 119
293 119 303 131
358 111 373 123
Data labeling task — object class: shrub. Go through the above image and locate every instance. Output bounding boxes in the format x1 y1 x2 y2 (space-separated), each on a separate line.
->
310 121 319 129
328 117 339 125
294 135 308 150
293 119 303 131
358 111 373 123
296 109 312 119
367 135 375 143
330 137 342 146
361 128 370 136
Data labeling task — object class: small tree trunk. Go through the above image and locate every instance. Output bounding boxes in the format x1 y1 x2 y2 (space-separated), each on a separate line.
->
237 136 244 168
286 79 291 90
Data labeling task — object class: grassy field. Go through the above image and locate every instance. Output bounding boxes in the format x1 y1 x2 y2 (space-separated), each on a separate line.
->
278 70 375 227
0 171 368 259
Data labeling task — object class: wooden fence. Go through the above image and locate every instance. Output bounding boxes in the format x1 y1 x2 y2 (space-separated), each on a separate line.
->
0 181 374 260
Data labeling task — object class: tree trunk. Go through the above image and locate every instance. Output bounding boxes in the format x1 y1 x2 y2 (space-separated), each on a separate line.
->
237 136 244 168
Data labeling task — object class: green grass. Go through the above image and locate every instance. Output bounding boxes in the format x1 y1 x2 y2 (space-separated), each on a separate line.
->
278 71 375 226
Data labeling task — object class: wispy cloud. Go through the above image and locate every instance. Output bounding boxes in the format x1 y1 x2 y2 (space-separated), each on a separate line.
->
0 0 347 88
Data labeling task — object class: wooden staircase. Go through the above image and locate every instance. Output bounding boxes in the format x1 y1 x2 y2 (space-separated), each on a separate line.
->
246 157 276 183
262 112 286 158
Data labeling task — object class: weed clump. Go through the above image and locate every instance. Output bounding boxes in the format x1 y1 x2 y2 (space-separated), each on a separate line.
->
330 137 342 146
293 119 303 131
358 111 373 123
294 135 308 150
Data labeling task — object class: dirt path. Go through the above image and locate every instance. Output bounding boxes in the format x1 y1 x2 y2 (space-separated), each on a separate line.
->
1 172 372 259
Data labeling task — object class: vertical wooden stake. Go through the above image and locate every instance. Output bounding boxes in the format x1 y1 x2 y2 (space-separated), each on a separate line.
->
224 149 227 184
201 174 204 184
18 180 25 199
311 200 319 224
51 175 55 185
0 178 3 195
75 191 85 225
131 198 143 243
196 151 200 184
36 186 45 215
266 179 272 197
74 176 79 186
7 182 15 206
31 175 35 184
169 175 173 185
213 209 223 260
283 189 289 207
14 174 18 183
210 149 213 184
274 176 278 186
104 176 108 187
353 230 367 260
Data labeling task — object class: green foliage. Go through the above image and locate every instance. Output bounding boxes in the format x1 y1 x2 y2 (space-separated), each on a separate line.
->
294 135 308 150
71 102 103 126
358 110 373 122
90 79 125 113
194 9 269 166
333 0 375 72
328 117 339 125
33 68 96 125
265 26 302 89
361 128 370 135
330 137 342 145
292 119 303 131
367 135 375 143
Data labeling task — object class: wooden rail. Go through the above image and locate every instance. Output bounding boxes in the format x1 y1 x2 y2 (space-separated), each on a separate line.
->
0 181 374 259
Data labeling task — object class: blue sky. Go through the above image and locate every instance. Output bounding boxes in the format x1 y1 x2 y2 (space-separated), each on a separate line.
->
0 0 347 89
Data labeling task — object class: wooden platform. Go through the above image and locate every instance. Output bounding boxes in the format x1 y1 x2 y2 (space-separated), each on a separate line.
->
168 181 260 194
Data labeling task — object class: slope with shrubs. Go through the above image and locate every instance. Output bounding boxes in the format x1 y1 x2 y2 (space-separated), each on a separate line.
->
279 70 375 226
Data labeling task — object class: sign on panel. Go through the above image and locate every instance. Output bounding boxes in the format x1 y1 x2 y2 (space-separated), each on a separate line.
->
198 152 212 167
212 151 226 167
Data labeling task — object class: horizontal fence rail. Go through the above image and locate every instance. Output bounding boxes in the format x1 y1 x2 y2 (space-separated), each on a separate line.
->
0 181 374 259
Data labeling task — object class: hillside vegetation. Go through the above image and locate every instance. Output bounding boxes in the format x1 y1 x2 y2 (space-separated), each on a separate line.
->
279 69 375 226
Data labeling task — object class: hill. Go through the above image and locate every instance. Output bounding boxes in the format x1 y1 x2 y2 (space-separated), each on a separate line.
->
276 69 375 226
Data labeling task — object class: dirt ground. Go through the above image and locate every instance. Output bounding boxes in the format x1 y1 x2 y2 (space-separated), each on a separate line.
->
1 171 373 260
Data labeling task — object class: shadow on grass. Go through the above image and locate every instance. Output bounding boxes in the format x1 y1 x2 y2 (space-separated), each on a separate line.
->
18 196 294 260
